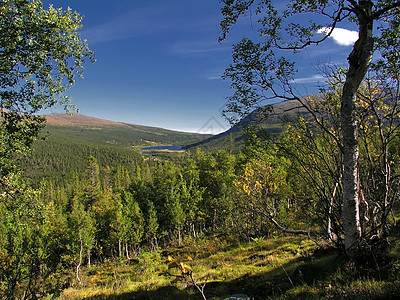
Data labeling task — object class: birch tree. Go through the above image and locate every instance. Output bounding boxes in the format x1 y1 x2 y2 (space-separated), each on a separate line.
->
220 0 400 255
1 0 94 185
0 0 93 296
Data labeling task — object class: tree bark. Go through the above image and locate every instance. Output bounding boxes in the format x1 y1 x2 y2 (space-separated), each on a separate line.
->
76 232 83 285
178 228 182 246
328 179 340 243
125 243 130 260
87 249 91 268
341 1 374 254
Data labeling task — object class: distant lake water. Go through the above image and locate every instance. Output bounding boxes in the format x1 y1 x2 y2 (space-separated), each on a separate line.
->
141 145 184 155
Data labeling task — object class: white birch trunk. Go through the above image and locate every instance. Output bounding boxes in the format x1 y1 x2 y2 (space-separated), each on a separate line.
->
87 249 91 268
341 2 374 254
76 232 83 285
125 242 130 260
328 180 340 242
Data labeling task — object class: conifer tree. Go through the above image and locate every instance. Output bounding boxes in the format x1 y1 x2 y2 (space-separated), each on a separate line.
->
120 191 144 259
85 156 101 207
144 200 159 251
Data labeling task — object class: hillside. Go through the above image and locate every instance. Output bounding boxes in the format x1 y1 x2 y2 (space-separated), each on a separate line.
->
21 101 309 184
44 113 125 126
43 113 213 146
22 113 213 185
186 99 309 152
16 109 400 300
59 234 400 299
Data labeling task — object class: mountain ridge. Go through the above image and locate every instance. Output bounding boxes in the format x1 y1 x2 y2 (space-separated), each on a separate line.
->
44 113 125 126
40 112 213 149
185 99 309 150
44 112 207 135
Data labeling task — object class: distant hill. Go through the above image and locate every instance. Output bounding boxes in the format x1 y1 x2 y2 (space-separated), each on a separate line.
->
22 113 213 185
22 104 309 184
198 91 395 152
45 113 126 126
42 113 213 147
185 99 308 151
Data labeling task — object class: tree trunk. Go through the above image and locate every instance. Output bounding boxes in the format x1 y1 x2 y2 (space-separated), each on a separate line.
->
192 222 197 238
178 228 182 246
76 232 83 285
87 249 91 268
125 242 130 260
341 2 374 255
328 180 340 243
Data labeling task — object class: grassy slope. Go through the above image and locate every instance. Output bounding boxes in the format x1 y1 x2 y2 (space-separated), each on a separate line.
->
43 113 213 147
56 232 400 300
23 115 212 184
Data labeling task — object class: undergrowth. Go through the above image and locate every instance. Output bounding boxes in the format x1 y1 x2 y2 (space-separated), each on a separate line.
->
54 232 400 300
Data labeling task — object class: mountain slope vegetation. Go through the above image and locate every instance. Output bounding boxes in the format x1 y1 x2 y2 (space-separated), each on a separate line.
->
22 113 212 185
11 102 400 300
186 99 308 152
44 113 212 147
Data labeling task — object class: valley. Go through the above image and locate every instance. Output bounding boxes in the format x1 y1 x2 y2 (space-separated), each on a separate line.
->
22 113 213 185
18 109 399 300
2 1 400 298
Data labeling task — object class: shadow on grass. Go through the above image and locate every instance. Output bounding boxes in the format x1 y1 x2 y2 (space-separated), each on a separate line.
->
83 285 199 300
82 224 400 299
83 250 345 300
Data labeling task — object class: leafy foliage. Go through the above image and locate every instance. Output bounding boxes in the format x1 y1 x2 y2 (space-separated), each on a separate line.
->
0 0 94 297
220 0 400 255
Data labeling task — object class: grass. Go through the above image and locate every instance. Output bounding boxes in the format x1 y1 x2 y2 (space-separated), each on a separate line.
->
53 233 400 300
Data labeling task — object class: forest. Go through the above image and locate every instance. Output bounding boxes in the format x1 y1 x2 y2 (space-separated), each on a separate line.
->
1 0 400 299
4 88 400 298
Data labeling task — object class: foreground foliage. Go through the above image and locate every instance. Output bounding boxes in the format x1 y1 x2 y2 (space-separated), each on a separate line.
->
0 0 94 298
56 234 400 299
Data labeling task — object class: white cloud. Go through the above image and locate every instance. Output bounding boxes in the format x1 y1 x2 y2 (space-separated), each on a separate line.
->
292 74 324 84
318 27 358 46
206 75 222 80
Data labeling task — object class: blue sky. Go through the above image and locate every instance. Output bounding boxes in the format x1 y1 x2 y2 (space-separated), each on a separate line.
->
43 0 359 133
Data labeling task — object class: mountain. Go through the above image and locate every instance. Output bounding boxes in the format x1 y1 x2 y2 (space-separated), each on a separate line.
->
22 113 213 185
185 99 308 151
22 103 307 184
42 113 213 147
45 113 126 126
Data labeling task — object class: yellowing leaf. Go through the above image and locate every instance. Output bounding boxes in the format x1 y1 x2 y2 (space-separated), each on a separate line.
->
180 263 192 274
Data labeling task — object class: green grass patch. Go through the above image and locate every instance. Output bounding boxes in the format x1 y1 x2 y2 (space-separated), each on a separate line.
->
54 234 400 300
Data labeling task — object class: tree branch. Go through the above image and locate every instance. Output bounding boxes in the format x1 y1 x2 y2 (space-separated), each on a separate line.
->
372 2 400 19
